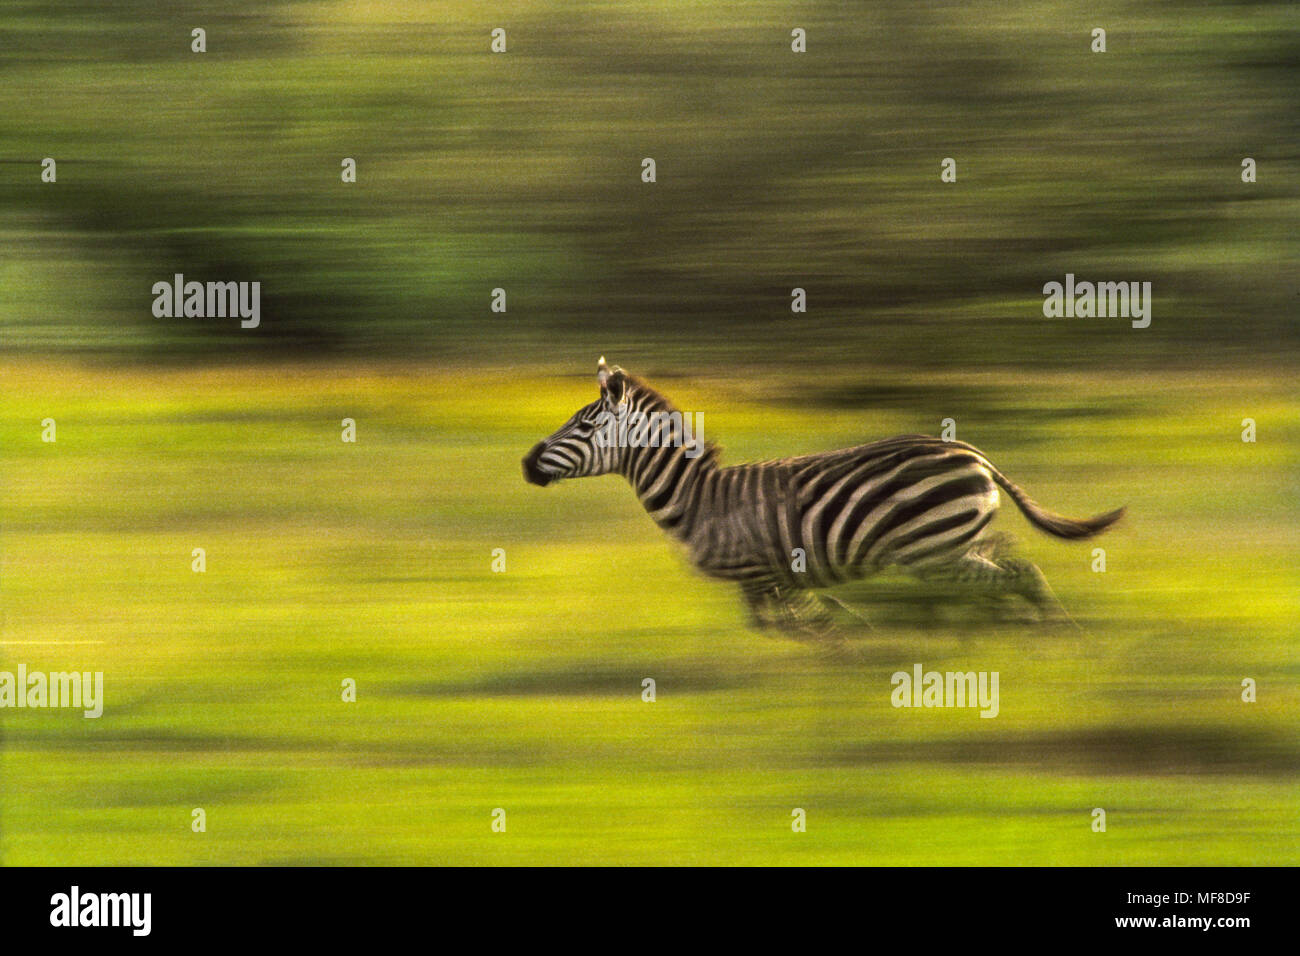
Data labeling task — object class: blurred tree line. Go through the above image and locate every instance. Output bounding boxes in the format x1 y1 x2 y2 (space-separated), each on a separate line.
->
1 0 1295 370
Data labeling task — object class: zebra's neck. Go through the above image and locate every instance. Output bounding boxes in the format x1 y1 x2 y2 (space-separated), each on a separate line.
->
614 390 718 539
621 442 718 538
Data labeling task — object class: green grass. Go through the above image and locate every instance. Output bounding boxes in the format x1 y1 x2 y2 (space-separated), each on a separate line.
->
1 359 1296 864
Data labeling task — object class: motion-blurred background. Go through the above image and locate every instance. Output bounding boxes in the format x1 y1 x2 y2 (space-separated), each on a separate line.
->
3 0 1296 366
0 1 1296 864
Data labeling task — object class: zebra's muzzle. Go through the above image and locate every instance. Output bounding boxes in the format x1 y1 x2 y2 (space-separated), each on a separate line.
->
522 443 553 486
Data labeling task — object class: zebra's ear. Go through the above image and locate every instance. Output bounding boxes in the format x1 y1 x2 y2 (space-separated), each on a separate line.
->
597 357 627 405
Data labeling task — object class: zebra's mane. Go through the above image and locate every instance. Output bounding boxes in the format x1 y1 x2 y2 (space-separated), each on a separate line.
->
624 374 721 468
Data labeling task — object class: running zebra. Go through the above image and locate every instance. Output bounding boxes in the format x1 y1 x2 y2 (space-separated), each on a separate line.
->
522 359 1124 634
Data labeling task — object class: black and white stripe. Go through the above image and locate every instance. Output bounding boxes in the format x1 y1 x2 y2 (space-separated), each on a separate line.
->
524 360 1124 633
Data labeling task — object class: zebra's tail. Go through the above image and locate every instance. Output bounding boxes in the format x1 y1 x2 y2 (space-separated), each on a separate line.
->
987 467 1125 540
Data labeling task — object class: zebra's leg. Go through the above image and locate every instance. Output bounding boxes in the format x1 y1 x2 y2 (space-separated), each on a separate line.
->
956 536 1019 618
740 581 867 658
777 589 840 636
910 552 1075 626
969 531 1016 563
741 582 838 635
817 593 874 630
993 556 1077 627
739 581 778 631
770 591 866 664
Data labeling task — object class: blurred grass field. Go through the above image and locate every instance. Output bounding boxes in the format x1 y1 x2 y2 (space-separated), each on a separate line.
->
1 358 1295 865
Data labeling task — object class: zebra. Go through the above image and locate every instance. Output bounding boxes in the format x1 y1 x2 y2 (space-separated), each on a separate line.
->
522 358 1124 635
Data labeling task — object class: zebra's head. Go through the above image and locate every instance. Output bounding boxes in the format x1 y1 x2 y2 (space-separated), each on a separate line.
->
522 357 633 487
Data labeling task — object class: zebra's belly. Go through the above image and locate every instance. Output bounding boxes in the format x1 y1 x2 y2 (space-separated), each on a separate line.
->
689 533 777 583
